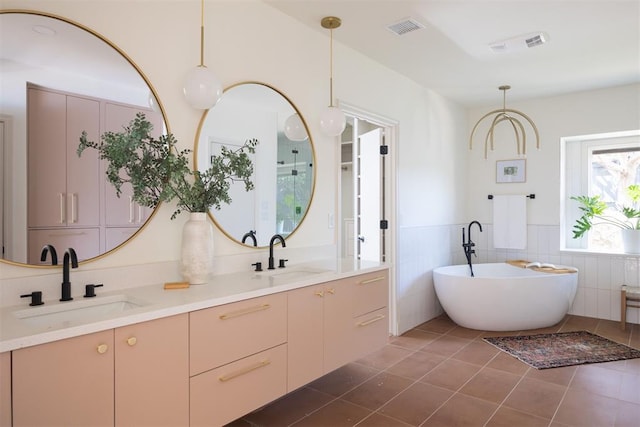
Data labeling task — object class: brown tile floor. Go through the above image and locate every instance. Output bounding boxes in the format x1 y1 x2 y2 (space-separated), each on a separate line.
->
228 315 640 427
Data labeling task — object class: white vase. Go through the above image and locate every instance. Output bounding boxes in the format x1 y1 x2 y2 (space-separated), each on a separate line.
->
621 229 640 254
181 212 214 284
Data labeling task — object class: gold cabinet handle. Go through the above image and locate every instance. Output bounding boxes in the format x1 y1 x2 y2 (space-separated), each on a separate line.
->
359 276 385 285
126 337 137 346
218 360 271 382
326 288 335 295
96 344 108 354
358 314 386 327
314 291 324 297
219 304 271 320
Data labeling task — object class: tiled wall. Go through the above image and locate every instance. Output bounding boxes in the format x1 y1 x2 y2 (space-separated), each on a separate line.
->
395 223 639 334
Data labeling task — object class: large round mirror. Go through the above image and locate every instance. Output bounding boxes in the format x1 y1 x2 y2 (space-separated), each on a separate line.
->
0 11 167 266
195 82 315 248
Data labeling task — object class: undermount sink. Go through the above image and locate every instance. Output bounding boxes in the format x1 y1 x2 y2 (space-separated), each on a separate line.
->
262 267 330 282
14 294 146 327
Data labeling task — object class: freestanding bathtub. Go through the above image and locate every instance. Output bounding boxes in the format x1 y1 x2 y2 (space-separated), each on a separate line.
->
433 263 578 331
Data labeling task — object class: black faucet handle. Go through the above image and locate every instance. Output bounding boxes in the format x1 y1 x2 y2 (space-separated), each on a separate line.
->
278 259 288 269
21 291 44 306
252 262 263 272
84 284 103 298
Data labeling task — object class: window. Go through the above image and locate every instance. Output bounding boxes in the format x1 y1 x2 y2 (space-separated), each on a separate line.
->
562 130 640 252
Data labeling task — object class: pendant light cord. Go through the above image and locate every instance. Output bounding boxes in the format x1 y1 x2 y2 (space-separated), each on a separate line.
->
199 0 205 67
329 27 334 107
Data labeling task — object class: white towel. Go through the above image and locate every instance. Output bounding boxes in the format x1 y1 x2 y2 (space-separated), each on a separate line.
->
493 195 527 249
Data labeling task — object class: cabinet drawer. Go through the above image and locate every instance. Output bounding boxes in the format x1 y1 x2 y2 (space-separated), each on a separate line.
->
351 269 389 317
351 307 389 361
190 293 287 375
190 344 287 427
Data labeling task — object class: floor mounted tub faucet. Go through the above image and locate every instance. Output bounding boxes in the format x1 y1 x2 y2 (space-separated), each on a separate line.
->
463 221 483 277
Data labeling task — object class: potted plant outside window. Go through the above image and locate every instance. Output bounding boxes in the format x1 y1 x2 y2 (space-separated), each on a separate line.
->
571 184 640 253
77 112 257 283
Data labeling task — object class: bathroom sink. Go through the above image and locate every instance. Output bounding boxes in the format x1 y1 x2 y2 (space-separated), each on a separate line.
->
14 294 146 327
262 267 330 282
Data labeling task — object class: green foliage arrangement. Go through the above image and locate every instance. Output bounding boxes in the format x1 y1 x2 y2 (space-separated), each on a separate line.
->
78 113 257 219
571 184 640 238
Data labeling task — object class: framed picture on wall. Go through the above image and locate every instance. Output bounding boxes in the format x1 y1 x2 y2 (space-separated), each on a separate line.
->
496 159 526 183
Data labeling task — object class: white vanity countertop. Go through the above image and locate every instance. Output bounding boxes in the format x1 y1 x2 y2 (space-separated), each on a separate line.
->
0 258 388 352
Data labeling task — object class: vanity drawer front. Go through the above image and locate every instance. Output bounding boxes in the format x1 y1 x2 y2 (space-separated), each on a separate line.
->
351 307 389 361
190 344 287 427
351 269 389 317
190 293 287 375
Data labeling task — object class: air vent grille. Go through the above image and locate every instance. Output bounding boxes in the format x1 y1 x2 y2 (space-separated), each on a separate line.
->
387 18 425 36
525 34 546 48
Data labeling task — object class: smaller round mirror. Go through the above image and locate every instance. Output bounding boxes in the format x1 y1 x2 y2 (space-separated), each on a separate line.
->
195 82 315 248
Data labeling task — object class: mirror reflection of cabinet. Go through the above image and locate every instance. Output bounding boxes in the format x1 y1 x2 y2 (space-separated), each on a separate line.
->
26 85 162 263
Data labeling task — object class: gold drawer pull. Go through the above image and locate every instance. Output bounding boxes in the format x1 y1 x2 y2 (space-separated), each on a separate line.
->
219 304 271 320
326 288 335 295
314 291 324 297
218 360 271 382
126 337 137 346
96 344 109 354
359 276 385 285
358 314 386 327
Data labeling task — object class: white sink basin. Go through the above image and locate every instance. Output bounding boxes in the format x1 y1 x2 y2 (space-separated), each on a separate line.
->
14 294 146 327
262 267 330 282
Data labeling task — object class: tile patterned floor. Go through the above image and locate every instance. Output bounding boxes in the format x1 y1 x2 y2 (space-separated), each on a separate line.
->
228 315 640 427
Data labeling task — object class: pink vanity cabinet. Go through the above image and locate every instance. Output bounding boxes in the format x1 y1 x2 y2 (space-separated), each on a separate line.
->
0 352 10 427
190 293 288 426
27 86 101 262
12 314 188 427
287 269 389 391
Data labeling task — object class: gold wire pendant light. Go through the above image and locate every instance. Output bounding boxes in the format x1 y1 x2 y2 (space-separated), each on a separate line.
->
319 16 346 137
469 85 540 159
183 0 222 110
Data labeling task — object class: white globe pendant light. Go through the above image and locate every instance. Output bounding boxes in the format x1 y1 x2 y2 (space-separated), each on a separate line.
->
183 0 222 110
284 113 308 141
320 16 346 137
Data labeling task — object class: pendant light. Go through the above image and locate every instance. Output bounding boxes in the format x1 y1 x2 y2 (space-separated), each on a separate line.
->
319 16 346 137
469 85 540 159
183 0 222 110
284 113 308 141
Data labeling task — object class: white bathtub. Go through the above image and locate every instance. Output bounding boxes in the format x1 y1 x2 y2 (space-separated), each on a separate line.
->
433 263 578 331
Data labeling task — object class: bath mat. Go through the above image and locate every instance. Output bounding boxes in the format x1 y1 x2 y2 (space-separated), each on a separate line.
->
483 331 640 369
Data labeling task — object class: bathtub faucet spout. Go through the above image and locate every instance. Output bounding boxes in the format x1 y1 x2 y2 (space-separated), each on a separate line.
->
463 221 483 277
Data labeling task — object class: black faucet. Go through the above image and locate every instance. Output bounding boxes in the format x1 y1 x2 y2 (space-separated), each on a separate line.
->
268 234 286 270
61 248 78 302
40 244 58 265
462 221 483 277
241 230 257 247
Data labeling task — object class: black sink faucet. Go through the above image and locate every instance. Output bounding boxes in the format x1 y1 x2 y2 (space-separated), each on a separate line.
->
40 244 58 265
241 230 257 247
268 234 286 270
462 221 483 277
61 248 78 302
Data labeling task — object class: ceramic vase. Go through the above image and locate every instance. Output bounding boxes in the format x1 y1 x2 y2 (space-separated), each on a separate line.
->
621 229 640 254
181 212 214 284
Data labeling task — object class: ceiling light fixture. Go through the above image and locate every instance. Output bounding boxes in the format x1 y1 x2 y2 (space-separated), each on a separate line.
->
469 85 540 159
319 16 346 137
183 0 222 110
284 113 308 141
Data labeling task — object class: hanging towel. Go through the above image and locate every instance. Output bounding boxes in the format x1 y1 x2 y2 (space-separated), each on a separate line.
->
493 195 527 249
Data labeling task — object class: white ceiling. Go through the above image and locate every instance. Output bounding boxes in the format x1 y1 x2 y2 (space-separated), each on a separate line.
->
264 0 640 107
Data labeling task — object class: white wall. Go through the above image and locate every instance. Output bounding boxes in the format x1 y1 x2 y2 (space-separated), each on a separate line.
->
1 0 469 335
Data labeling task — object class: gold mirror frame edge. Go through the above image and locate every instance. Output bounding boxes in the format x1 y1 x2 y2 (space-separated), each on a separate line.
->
194 81 317 249
0 9 171 268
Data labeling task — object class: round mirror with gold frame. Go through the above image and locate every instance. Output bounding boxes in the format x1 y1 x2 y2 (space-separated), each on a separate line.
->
195 82 315 248
0 10 168 266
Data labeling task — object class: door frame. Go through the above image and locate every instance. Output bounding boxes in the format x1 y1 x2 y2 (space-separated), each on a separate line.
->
338 101 399 336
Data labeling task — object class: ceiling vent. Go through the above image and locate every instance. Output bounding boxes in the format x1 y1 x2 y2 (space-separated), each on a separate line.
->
489 32 547 53
387 18 425 36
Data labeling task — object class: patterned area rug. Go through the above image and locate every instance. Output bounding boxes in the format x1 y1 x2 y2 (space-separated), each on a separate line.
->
483 330 640 369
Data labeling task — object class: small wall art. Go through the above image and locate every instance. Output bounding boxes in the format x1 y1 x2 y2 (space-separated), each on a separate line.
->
496 159 526 183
